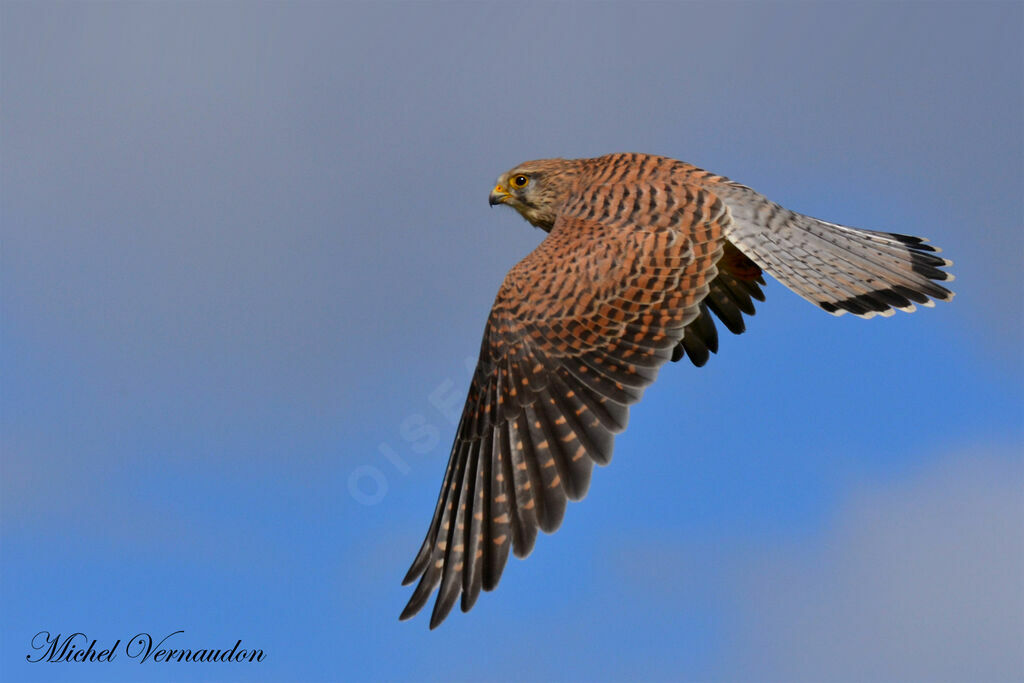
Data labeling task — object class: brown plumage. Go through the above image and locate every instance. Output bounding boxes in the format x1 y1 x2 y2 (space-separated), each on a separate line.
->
401 153 954 628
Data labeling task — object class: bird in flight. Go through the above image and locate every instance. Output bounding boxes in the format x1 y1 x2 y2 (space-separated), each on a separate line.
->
400 153 953 628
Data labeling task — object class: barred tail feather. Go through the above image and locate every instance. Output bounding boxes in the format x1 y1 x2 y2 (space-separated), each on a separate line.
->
720 186 954 318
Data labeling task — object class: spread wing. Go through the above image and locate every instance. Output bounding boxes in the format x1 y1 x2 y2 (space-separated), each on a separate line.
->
401 183 729 628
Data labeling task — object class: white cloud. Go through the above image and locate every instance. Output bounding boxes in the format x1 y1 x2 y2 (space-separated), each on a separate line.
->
731 449 1024 683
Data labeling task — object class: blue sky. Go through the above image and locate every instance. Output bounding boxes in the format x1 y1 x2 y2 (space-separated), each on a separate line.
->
2 2 1022 681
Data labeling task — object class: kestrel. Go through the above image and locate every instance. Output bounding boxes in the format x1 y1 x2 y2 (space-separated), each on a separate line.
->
401 153 953 628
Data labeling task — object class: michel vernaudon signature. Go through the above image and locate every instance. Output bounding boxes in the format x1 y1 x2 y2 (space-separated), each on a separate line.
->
26 631 265 663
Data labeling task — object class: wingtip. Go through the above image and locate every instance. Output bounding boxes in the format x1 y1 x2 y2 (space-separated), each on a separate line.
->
460 590 480 614
429 595 457 630
399 600 422 622
401 563 421 586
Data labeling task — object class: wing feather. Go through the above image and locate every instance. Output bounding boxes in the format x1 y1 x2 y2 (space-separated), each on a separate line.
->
401 182 729 627
673 241 765 366
481 424 512 591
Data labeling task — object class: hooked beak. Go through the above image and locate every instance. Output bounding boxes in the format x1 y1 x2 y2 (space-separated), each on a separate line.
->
489 184 509 206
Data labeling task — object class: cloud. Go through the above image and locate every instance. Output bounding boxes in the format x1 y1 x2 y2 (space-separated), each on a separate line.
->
730 448 1024 683
603 446 1024 682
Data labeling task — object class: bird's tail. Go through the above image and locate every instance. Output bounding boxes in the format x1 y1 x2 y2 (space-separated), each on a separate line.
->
717 184 954 318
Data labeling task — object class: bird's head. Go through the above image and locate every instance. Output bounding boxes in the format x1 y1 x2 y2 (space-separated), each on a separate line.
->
489 158 579 232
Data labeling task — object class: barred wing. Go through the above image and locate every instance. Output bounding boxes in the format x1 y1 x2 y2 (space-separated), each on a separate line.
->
401 186 729 628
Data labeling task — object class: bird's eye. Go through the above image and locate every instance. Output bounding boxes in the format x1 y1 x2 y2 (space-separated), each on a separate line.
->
511 175 529 189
